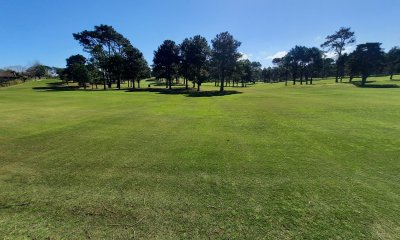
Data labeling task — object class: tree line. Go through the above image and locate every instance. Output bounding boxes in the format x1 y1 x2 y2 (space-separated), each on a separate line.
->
61 25 263 92
2 25 399 90
65 25 399 90
265 27 400 86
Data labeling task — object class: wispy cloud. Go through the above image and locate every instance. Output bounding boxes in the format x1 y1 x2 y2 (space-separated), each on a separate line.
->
239 52 253 60
266 51 288 60
323 46 356 59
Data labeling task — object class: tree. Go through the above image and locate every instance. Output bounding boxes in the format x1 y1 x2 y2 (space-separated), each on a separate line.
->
235 59 252 87
349 43 385 86
321 27 356 83
211 32 241 92
321 57 335 78
86 62 102 89
65 54 90 89
286 46 309 85
26 64 47 79
272 57 289 85
180 35 210 91
123 46 146 89
345 52 358 83
180 38 194 89
153 40 180 90
250 61 262 83
385 47 400 80
306 47 323 84
73 24 131 90
136 57 151 88
336 53 349 82
261 67 272 83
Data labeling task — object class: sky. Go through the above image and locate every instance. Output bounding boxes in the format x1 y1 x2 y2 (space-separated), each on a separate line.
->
1 0 399 69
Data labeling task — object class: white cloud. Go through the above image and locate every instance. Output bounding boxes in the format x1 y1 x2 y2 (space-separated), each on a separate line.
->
266 51 288 60
324 51 337 59
239 52 253 60
315 36 323 42
324 46 356 60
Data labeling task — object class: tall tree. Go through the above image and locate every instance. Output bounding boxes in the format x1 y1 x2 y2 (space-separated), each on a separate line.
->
153 40 180 90
211 32 241 92
180 38 194 89
250 61 262 83
73 25 130 90
286 46 309 85
180 35 210 91
349 43 385 86
306 47 324 84
321 27 356 83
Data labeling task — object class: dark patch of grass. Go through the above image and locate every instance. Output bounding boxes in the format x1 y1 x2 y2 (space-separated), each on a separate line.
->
126 87 242 97
351 81 399 88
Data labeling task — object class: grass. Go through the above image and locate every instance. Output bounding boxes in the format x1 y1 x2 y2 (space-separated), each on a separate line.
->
0 76 400 239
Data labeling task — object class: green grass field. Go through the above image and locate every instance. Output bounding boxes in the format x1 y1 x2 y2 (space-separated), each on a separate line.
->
1 77 400 239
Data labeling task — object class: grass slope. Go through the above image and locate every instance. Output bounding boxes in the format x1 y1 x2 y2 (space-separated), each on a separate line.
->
0 77 399 239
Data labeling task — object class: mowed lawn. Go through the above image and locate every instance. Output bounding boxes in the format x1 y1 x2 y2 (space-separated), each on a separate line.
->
0 77 400 239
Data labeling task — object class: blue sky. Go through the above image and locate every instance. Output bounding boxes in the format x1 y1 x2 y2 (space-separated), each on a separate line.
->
1 0 399 69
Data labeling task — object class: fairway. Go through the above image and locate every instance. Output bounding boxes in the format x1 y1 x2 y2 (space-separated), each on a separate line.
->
1 78 400 239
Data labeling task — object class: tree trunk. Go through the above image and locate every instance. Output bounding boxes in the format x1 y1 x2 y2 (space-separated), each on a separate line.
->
117 75 121 90
335 65 339 83
361 75 367 87
220 73 225 92
185 78 188 90
197 83 200 92
107 75 112 88
390 74 393 80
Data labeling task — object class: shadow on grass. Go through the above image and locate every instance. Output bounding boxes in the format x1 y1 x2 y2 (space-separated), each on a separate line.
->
33 84 81 91
126 87 242 97
33 82 243 97
351 81 399 88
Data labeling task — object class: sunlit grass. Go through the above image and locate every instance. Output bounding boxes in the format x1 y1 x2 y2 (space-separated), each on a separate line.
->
0 76 399 239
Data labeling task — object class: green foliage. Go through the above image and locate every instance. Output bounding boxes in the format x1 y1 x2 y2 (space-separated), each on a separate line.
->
152 40 180 89
64 54 90 88
211 32 241 92
385 47 400 78
349 43 385 86
73 25 132 89
180 35 211 91
321 27 356 82
26 64 47 79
